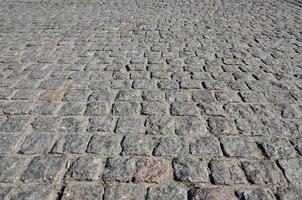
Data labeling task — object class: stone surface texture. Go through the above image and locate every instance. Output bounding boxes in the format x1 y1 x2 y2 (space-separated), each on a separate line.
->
0 0 301 199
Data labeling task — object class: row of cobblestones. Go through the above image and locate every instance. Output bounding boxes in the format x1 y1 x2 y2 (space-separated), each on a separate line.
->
0 0 302 199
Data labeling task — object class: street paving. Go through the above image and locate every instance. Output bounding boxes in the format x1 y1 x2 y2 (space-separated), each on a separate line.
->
0 0 302 199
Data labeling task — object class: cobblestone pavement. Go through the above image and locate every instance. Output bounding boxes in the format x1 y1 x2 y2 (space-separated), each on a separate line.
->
0 0 302 199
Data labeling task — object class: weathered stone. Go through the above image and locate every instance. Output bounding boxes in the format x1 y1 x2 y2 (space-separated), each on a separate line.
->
175 117 206 136
104 184 146 200
278 159 302 184
20 134 56 154
173 157 208 183
21 154 65 183
88 116 114 132
122 135 156 156
147 186 187 200
65 156 102 181
102 158 136 182
189 188 236 200
258 138 296 159
135 158 171 183
210 160 247 185
0 134 21 153
0 155 28 183
241 160 286 186
112 102 140 115
52 134 90 154
87 134 122 155
61 184 104 200
190 136 222 156
154 136 188 156
220 137 260 158
115 117 145 134
236 188 275 200
146 116 174 135
171 102 199 116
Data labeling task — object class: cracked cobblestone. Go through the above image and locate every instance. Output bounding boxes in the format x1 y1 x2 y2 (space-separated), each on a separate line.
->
0 0 301 199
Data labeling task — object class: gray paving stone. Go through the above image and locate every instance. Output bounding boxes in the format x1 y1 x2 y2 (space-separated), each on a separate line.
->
236 188 276 200
21 154 65 183
258 138 297 159
154 136 188 156
61 184 104 200
210 160 247 185
20 134 56 154
65 156 102 181
102 158 136 182
0 155 28 183
104 184 146 200
52 134 90 154
190 136 222 156
279 159 302 185
189 188 236 200
146 115 175 135
241 160 287 186
122 135 157 156
87 134 122 155
11 186 52 200
220 137 260 158
115 117 145 134
147 186 187 200
173 157 208 183
0 134 21 153
88 116 114 132
112 101 140 115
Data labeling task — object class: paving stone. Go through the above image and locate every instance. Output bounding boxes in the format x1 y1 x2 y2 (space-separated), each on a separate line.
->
135 158 171 183
142 101 168 115
31 102 59 115
31 116 60 132
210 160 247 185
147 186 187 200
173 157 208 183
171 102 199 116
104 184 146 200
88 116 114 132
236 188 276 200
278 159 302 185
112 101 140 115
277 186 302 200
11 186 52 200
0 186 13 200
122 135 157 156
153 136 188 156
0 155 28 183
13 89 39 100
102 158 136 182
59 117 85 133
52 134 90 154
0 116 29 132
21 154 65 183
258 138 297 159
241 160 287 186
190 136 222 156
208 116 237 135
87 134 122 155
146 115 175 135
189 188 236 200
20 134 56 154
85 101 111 115
142 90 165 102
58 102 85 115
115 117 145 134
89 90 115 102
65 156 102 181
220 137 260 158
293 137 302 155
61 184 104 200
63 89 90 102
0 134 21 153
175 116 206 136
115 90 141 101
